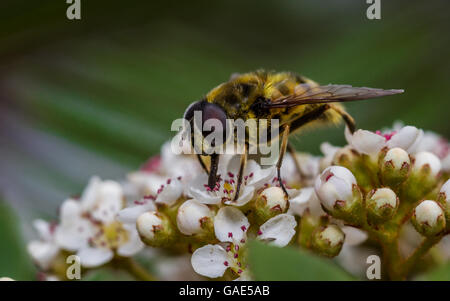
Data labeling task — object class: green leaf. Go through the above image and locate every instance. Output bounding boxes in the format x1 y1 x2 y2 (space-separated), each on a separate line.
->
415 262 450 281
248 241 353 281
0 201 36 280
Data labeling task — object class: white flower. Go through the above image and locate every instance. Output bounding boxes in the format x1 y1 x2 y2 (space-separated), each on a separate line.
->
287 187 325 217
341 226 368 246
176 199 213 235
0 277 14 281
55 177 144 268
189 155 275 206
127 140 201 197
314 166 357 211
320 142 341 169
281 152 320 184
153 177 184 206
345 125 423 155
257 214 297 247
214 207 250 243
412 151 442 176
410 131 450 170
192 210 296 279
27 219 60 271
117 197 156 224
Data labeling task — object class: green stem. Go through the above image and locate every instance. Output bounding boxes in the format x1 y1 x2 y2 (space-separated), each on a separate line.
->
400 235 442 279
123 258 157 281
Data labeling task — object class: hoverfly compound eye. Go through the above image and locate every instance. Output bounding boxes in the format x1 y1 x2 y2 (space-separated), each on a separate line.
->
202 103 227 130
183 100 204 121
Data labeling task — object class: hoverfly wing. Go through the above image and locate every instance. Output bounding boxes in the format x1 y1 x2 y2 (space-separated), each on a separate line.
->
266 84 404 108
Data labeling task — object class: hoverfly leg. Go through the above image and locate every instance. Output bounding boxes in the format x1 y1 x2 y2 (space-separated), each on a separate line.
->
287 143 308 180
329 104 356 134
196 154 210 175
207 154 220 189
276 125 290 201
232 144 248 202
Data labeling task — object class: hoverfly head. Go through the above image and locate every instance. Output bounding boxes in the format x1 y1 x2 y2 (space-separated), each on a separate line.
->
183 100 228 154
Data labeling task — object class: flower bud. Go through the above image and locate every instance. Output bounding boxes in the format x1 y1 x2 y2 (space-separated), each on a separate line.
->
403 152 442 200
137 211 176 247
380 147 410 186
438 180 450 222
176 199 213 236
254 186 288 221
412 151 441 177
311 224 345 258
314 166 363 222
366 188 399 225
411 200 446 237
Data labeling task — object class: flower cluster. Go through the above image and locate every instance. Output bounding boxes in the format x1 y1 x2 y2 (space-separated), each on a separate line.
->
27 124 450 280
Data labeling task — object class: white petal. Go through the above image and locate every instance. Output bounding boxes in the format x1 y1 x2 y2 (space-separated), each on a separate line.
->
33 219 53 242
77 247 114 268
247 166 276 189
258 214 297 247
441 154 450 172
341 226 368 246
287 188 313 216
224 185 255 207
27 241 59 270
189 174 221 204
155 178 183 206
59 199 82 225
54 221 92 251
127 172 166 195
80 176 101 211
350 129 385 155
326 166 357 185
344 126 353 145
225 155 242 176
387 126 423 152
91 180 124 223
191 245 230 278
117 225 145 257
117 201 156 224
214 207 249 242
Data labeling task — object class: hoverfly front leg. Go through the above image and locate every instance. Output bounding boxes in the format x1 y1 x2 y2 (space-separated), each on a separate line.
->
207 154 220 189
232 143 248 202
276 124 290 200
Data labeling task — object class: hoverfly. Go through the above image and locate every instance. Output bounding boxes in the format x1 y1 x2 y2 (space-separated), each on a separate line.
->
183 70 403 201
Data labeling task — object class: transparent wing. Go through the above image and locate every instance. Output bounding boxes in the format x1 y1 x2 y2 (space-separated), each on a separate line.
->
266 84 404 108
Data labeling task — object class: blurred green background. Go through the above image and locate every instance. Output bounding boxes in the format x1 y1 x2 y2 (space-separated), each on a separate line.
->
0 0 449 279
